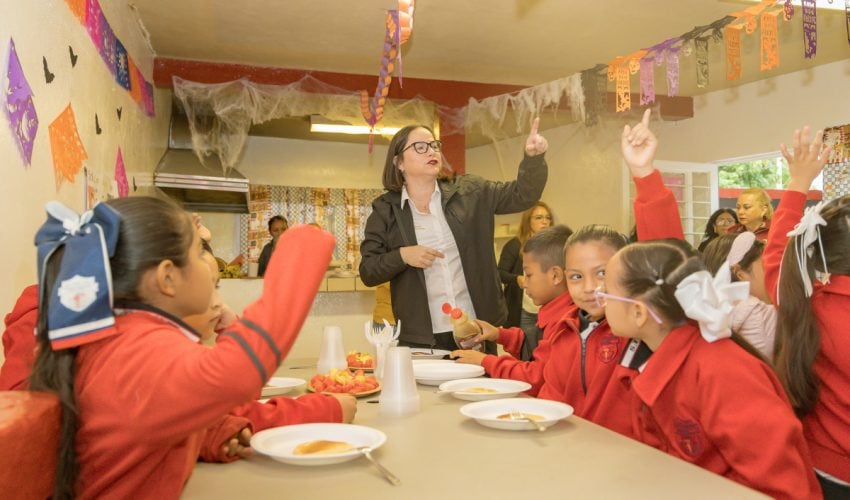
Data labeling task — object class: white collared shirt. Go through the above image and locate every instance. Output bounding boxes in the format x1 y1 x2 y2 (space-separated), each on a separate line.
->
401 182 476 333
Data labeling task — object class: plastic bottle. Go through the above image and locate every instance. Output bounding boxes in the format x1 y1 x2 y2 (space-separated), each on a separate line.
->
442 303 483 351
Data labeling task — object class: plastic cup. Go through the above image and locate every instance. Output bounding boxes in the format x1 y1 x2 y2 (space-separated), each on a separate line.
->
316 326 347 374
378 346 420 417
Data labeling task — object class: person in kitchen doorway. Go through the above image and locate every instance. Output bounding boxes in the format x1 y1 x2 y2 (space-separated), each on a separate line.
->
257 215 288 277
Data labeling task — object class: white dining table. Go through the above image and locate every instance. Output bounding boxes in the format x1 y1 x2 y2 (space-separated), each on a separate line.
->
181 358 766 499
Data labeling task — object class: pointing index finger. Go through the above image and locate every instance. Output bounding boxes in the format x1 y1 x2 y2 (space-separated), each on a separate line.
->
529 117 540 137
641 108 651 127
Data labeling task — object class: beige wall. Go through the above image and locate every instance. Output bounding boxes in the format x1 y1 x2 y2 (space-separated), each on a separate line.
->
0 1 169 363
655 58 850 162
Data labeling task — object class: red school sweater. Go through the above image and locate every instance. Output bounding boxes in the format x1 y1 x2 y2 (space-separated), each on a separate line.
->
0 284 38 391
73 225 333 498
764 190 850 482
481 291 574 395
624 322 820 499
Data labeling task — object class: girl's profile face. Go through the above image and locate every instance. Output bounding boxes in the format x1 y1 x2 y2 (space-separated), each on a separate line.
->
736 257 770 304
174 227 216 318
599 252 638 338
183 252 223 341
564 241 617 320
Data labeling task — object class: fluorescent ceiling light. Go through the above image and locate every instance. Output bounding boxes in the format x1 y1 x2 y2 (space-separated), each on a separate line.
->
721 0 847 10
309 116 401 136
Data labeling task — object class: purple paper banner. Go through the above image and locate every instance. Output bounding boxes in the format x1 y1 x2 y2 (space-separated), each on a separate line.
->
4 39 39 166
665 47 681 97
784 0 794 20
639 56 655 105
98 13 117 76
115 147 129 197
802 0 817 59
115 39 130 90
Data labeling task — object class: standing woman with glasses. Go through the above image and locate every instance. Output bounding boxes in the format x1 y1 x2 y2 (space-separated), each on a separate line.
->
359 121 548 352
497 202 560 360
697 208 737 253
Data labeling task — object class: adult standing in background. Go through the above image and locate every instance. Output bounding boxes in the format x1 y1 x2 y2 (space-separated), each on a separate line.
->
498 202 562 360
697 208 737 252
359 120 548 352
727 188 773 240
257 215 288 277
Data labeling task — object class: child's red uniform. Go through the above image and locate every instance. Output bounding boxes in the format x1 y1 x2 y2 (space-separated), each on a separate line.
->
0 284 38 390
620 322 820 499
764 190 850 483
58 226 332 498
482 170 683 438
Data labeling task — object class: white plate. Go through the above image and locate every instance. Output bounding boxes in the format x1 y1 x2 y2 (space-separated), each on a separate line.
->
413 361 485 386
251 423 387 466
459 398 573 431
261 377 306 398
439 378 532 401
409 348 451 360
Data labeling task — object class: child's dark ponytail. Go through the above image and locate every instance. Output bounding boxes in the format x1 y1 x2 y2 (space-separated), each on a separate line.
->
29 246 79 499
775 195 850 415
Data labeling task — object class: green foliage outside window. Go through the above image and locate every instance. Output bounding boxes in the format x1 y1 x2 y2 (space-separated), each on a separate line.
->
718 158 789 189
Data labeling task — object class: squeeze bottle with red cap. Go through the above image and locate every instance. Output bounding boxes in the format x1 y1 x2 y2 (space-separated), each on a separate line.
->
442 302 483 351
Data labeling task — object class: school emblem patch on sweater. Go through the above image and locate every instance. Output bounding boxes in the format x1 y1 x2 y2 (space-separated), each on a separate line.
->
58 275 99 312
674 418 704 458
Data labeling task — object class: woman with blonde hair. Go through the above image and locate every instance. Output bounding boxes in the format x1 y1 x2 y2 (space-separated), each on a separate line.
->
728 188 773 240
497 202 564 360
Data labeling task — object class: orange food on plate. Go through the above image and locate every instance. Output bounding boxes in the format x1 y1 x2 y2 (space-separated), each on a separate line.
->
309 369 380 395
346 351 374 369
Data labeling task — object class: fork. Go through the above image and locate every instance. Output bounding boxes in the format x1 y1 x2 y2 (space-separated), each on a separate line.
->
508 412 546 432
355 446 401 485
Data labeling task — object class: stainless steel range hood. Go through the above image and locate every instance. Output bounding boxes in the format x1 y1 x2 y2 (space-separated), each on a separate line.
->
154 112 250 213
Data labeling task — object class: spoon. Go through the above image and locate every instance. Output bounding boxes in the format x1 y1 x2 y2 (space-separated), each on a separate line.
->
355 446 401 486
498 412 546 432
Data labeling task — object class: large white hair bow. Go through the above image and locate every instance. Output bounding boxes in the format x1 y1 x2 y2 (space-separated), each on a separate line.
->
674 267 750 343
786 201 829 297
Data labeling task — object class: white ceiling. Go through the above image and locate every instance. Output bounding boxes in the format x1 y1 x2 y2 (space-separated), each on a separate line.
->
131 0 850 97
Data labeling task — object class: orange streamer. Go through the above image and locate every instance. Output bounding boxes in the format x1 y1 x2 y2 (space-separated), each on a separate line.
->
725 24 743 81
760 11 780 71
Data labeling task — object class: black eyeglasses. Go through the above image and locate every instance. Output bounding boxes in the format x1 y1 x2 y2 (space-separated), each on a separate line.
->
399 140 442 155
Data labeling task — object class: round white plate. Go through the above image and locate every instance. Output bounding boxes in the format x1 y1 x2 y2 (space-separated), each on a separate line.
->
251 423 387 466
261 377 306 398
413 361 485 386
410 348 451 360
439 378 532 401
459 398 573 431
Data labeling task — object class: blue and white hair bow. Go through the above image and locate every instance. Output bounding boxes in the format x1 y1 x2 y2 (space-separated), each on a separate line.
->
674 268 750 343
786 201 829 297
34 201 122 350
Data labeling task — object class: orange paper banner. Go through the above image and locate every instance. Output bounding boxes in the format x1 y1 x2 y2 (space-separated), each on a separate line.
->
760 11 780 71
64 0 86 23
127 56 143 104
725 24 743 81
48 104 88 190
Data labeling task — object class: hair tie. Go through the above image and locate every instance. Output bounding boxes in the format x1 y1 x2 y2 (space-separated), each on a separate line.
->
674 269 750 343
34 201 122 350
786 201 829 297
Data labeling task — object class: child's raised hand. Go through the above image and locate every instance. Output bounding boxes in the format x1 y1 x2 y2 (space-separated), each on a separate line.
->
328 393 357 423
451 349 487 366
781 126 832 194
621 108 657 178
221 427 253 459
473 319 500 342
214 303 238 334
525 117 548 156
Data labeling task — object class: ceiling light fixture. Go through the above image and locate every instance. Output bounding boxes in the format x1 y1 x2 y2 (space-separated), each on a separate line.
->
309 115 401 136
